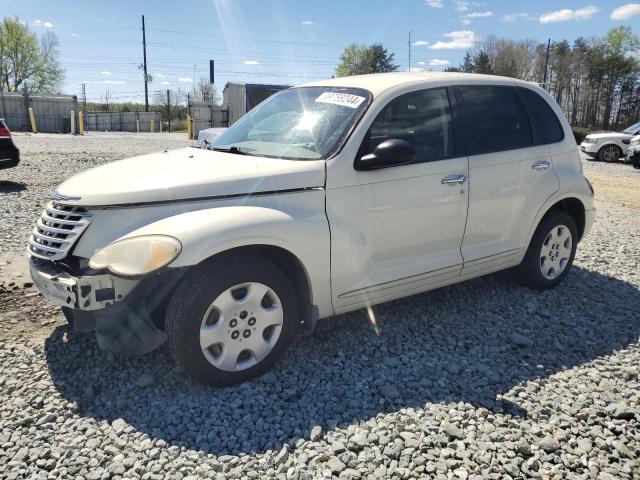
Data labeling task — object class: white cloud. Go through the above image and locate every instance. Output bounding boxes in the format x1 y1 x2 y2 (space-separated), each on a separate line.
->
413 40 430 47
178 77 192 83
244 60 259 65
428 58 450 66
425 0 443 7
503 12 535 22
32 19 55 28
430 30 478 50
161 81 171 86
155 73 165 78
71 33 79 37
410 67 426 72
461 18 471 25
301 20 315 25
539 5 598 23
84 80 126 85
455 1 469 11
610 3 640 20
417 61 426 65
466 11 493 18
100 71 112 75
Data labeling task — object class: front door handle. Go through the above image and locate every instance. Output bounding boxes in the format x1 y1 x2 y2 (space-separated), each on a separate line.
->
532 160 551 170
441 174 467 185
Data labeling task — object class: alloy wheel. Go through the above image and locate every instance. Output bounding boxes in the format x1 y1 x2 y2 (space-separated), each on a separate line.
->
602 145 620 162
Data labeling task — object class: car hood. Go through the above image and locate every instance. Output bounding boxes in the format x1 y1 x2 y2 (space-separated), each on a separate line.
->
55 147 326 206
586 131 633 140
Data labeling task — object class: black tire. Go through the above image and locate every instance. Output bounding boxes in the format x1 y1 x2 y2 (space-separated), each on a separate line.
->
166 255 298 386
598 144 622 163
512 211 578 290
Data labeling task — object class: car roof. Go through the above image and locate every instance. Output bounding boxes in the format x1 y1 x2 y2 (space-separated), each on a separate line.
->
300 71 538 98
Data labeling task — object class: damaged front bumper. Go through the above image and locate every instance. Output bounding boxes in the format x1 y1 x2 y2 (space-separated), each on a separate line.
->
30 256 185 355
29 256 138 311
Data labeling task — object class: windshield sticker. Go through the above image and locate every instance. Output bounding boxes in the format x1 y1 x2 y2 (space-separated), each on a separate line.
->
315 92 366 109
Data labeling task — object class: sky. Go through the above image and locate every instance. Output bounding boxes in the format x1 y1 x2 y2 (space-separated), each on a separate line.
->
3 0 640 104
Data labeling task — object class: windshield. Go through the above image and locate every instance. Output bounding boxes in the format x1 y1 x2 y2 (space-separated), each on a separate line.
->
622 122 640 134
211 86 371 160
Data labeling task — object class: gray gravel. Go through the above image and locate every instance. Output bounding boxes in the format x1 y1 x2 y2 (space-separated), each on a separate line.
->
0 134 638 479
1 132 192 257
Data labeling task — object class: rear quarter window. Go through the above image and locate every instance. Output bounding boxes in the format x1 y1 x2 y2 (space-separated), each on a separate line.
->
516 87 564 145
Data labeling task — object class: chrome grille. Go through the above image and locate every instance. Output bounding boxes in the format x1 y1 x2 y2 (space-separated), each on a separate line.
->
28 202 92 260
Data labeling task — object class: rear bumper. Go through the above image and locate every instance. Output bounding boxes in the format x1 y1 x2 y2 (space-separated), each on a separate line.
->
584 208 596 239
0 149 19 169
580 142 598 156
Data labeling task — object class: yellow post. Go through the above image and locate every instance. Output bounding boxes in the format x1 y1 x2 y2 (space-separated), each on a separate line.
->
160 120 163 133
136 119 140 133
28 107 37 133
186 115 192 139
191 117 196 140
78 111 85 134
150 119 154 133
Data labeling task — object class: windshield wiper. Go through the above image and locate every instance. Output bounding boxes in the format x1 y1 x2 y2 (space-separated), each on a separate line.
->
211 146 252 156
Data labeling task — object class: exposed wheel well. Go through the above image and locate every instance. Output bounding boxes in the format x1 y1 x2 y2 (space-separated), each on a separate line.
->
198 245 313 326
545 198 586 241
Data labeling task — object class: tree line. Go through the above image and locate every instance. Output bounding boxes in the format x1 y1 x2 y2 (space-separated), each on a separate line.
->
444 26 640 131
336 27 640 131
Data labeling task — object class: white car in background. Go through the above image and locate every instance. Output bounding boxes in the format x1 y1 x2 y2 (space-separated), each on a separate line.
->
580 121 640 162
196 127 228 149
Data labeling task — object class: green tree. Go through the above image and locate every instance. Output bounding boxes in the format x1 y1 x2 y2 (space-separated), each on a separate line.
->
0 16 64 93
335 43 398 77
472 51 493 74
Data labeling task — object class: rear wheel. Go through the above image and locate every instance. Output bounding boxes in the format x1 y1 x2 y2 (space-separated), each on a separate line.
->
513 212 578 290
598 144 622 163
166 256 297 386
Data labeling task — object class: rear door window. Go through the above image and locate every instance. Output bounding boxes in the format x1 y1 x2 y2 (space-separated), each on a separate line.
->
455 85 532 155
516 87 564 145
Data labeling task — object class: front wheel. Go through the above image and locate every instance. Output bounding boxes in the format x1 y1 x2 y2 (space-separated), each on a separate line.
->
166 256 298 386
513 212 578 290
598 144 622 163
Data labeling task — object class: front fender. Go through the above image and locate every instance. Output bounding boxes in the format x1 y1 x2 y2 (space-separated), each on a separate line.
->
120 206 303 267
105 202 333 318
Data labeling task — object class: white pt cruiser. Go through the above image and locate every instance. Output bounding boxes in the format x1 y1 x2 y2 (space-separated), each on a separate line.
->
29 73 595 386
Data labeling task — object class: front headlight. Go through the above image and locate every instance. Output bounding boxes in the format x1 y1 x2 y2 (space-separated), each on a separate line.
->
630 140 639 148
89 235 182 277
584 137 598 144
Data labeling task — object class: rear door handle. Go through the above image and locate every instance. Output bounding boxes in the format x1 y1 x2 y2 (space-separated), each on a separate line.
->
441 174 467 185
532 160 551 170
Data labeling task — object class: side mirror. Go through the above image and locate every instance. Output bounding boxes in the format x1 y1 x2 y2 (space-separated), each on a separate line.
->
356 139 415 170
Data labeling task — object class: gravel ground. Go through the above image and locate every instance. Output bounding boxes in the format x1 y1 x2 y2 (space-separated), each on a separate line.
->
0 134 638 479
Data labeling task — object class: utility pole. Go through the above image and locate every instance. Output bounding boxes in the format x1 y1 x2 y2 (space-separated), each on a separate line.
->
142 15 149 112
542 38 551 90
166 89 171 132
408 31 413 72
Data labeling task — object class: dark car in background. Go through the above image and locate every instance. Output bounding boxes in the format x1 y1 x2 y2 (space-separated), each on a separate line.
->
628 134 640 169
0 118 20 170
